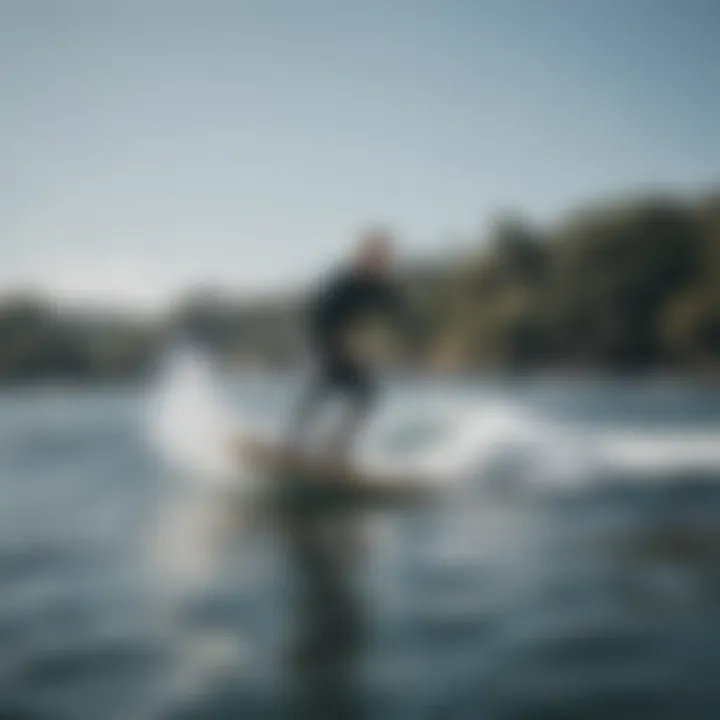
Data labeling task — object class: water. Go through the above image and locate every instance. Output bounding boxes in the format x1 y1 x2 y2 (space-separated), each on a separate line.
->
2 377 720 719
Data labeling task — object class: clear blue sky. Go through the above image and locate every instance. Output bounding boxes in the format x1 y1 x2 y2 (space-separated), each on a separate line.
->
2 0 719 309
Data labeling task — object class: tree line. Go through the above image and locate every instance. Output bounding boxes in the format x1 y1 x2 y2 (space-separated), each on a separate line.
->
1 189 719 382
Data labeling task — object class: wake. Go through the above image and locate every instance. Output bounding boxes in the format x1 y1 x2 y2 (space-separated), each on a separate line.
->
140 346 720 714
147 345 720 492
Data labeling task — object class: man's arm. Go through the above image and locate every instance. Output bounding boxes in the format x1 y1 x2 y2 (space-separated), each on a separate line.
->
379 281 425 362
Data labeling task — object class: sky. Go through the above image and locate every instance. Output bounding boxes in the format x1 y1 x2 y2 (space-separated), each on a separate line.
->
2 0 719 311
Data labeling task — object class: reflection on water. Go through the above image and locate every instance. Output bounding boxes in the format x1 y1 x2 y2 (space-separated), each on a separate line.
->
2 379 720 719
283 497 366 720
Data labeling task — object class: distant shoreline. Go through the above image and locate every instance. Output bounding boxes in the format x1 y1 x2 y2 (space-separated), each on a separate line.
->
1 188 719 381
1 364 720 390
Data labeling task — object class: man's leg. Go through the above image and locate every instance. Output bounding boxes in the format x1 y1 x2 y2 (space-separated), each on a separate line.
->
330 365 376 458
286 373 330 452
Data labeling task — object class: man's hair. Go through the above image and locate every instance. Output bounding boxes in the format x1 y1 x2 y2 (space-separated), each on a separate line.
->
358 227 394 252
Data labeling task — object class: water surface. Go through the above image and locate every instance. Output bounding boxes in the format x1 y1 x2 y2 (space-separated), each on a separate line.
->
2 377 720 719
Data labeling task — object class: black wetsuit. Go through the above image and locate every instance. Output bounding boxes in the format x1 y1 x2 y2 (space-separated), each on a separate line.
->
290 267 403 453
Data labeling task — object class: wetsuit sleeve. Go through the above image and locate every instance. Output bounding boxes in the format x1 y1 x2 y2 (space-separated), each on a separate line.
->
378 281 420 346
381 280 407 321
377 283 412 339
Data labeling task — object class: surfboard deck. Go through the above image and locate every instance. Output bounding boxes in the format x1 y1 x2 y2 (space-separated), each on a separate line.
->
236 436 435 506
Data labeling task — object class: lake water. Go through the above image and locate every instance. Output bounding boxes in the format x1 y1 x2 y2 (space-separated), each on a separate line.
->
2 376 720 719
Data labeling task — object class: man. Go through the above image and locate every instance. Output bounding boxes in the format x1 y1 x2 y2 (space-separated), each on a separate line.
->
288 229 406 458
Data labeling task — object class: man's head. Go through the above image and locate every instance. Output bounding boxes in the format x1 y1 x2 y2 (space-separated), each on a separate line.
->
355 227 395 275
